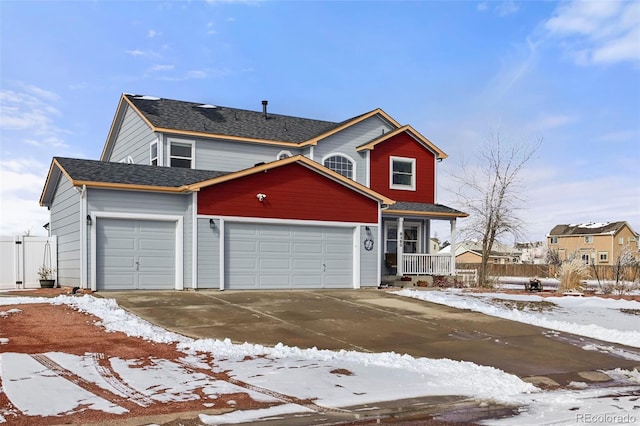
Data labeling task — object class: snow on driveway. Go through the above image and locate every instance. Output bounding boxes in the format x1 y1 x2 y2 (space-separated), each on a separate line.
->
1 292 639 425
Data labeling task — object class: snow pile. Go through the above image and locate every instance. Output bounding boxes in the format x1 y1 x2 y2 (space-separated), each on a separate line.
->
393 289 640 348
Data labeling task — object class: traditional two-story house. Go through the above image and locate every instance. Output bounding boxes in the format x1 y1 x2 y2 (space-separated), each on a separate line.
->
40 94 467 291
547 221 639 265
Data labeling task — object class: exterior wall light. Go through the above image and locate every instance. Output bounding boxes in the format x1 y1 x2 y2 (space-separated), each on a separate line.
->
209 218 216 229
86 215 92 225
256 193 267 202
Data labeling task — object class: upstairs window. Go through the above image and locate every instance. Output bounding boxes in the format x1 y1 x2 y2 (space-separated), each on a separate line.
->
390 156 416 190
150 142 158 166
324 154 354 179
169 140 193 168
584 235 594 244
550 236 558 244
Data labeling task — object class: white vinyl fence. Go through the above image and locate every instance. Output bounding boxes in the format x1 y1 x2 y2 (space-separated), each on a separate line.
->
0 235 57 290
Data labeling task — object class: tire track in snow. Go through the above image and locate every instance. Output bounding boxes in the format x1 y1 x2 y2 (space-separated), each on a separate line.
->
89 353 154 407
29 353 148 410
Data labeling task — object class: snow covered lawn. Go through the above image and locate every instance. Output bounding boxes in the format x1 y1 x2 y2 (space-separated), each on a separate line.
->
1 291 639 425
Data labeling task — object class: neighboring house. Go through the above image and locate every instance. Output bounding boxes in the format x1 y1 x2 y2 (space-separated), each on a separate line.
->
40 94 467 291
547 222 639 265
515 241 546 264
439 240 522 265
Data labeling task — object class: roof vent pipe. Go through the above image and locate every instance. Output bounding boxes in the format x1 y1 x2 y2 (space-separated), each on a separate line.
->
262 100 268 119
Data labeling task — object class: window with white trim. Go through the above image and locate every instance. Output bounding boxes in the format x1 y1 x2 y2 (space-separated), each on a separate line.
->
390 156 416 190
150 142 158 166
599 252 609 262
324 154 354 179
584 235 593 244
581 254 590 264
550 236 558 244
384 222 420 254
169 140 193 168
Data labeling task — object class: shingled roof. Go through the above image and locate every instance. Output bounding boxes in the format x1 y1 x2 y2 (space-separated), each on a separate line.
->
548 222 630 236
125 94 342 143
383 201 468 218
54 157 228 188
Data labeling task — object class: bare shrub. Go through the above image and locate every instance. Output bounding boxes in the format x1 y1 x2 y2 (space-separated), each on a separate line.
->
557 258 589 293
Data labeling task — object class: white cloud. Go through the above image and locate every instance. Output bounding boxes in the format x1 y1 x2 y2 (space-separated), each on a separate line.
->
125 49 146 57
150 64 175 72
147 29 161 38
0 87 66 138
544 0 640 65
0 158 51 236
526 114 574 132
496 1 518 17
477 2 488 13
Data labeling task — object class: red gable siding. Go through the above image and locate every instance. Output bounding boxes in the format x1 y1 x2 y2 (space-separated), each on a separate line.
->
369 132 435 203
198 163 379 223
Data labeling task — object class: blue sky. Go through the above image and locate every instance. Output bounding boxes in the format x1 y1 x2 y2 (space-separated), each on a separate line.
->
1 0 638 243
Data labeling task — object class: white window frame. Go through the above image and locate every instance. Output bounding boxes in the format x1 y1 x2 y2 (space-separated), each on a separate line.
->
599 252 609 262
390 156 416 191
150 142 158 166
550 236 558 244
584 235 594 244
277 150 293 160
322 153 356 180
384 220 421 254
168 138 194 169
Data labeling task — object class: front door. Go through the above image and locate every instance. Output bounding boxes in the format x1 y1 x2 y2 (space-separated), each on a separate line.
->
384 221 420 255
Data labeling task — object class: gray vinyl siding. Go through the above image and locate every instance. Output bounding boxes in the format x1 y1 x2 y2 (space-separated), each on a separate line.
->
360 225 379 286
314 116 394 185
87 189 192 288
50 176 81 286
179 136 303 171
196 218 220 289
110 106 157 164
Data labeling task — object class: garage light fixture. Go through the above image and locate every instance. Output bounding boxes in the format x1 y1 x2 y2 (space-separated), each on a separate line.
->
256 193 267 202
86 215 92 226
209 219 216 229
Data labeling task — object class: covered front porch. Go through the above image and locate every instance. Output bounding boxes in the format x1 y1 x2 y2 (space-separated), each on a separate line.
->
381 202 468 277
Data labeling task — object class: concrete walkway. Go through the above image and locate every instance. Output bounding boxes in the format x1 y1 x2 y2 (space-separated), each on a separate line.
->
101 288 640 387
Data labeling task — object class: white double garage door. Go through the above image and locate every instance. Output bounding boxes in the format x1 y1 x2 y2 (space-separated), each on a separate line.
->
96 219 353 290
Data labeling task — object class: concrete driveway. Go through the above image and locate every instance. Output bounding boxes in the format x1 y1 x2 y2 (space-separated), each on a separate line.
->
101 288 640 387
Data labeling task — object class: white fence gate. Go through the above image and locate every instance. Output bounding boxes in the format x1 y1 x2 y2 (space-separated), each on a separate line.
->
0 236 57 290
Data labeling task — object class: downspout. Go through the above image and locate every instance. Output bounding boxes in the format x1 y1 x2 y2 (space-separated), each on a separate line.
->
80 184 88 289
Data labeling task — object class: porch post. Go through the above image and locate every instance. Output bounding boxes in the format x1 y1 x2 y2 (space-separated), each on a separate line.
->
449 219 457 276
397 217 404 276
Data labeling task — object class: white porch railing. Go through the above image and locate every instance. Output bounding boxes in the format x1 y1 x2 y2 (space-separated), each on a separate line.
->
402 254 454 276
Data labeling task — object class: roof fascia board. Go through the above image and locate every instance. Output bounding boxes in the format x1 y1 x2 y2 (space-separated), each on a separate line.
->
100 95 136 161
356 125 448 159
382 209 469 218
157 128 300 147
39 160 63 206
72 181 189 193
301 108 401 147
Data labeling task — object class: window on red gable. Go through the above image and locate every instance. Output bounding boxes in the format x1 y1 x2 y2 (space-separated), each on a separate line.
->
390 156 416 190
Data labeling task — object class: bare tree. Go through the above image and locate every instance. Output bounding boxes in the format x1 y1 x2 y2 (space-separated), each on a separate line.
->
448 130 541 286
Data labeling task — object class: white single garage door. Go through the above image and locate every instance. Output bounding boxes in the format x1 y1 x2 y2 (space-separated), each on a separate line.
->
96 219 176 290
225 223 353 289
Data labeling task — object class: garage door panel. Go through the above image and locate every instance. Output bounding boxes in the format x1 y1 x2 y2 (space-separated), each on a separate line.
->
97 219 176 291
225 223 352 289
259 241 291 253
293 243 322 254
259 258 290 269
